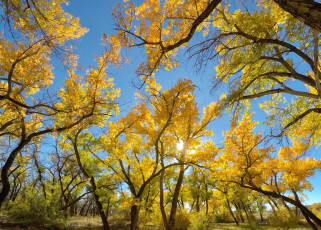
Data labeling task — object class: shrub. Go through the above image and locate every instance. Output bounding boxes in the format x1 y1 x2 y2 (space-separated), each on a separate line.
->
188 212 209 230
139 206 163 230
173 209 191 230
213 211 231 223
109 209 130 227
268 208 299 229
311 203 321 219
6 187 65 228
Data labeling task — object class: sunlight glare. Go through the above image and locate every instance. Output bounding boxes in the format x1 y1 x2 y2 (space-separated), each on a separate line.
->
177 140 184 151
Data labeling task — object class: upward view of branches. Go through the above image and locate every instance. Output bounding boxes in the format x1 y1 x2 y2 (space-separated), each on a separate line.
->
1 0 321 230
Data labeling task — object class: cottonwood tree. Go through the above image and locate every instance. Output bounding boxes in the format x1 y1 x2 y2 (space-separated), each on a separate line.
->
56 51 120 229
216 113 321 229
111 0 321 79
194 2 321 137
185 168 212 214
66 130 116 230
0 0 120 207
101 79 219 230
152 79 218 230
111 0 321 139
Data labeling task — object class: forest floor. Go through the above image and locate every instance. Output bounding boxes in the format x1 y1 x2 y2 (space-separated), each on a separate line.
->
65 220 314 230
0 214 313 230
208 222 311 229
66 216 313 230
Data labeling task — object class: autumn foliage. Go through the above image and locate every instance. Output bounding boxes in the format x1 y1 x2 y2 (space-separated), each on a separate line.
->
1 0 321 230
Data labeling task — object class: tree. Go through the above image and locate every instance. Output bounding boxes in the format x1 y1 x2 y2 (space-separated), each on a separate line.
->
101 78 219 230
3 1 321 228
216 113 321 229
0 0 120 207
199 2 321 137
111 0 321 139
50 140 89 213
272 0 321 32
186 168 212 214
111 0 321 80
68 129 114 230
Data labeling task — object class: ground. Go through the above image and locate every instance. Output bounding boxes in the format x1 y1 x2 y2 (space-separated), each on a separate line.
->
0 213 313 229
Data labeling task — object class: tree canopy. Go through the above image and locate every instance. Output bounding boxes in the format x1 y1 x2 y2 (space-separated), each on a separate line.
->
1 0 321 230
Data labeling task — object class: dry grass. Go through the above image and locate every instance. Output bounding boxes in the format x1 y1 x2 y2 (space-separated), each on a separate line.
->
1 213 313 230
65 217 312 230
66 216 131 230
208 222 311 230
66 216 103 229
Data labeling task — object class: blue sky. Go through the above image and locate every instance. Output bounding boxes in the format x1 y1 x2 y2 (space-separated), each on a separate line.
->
62 0 321 205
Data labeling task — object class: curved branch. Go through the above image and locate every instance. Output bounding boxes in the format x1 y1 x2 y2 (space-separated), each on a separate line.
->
239 74 319 101
163 0 222 52
233 180 321 227
234 24 315 72
239 88 286 100
283 107 321 131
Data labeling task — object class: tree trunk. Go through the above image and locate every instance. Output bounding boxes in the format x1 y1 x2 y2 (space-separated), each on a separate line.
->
239 184 321 228
130 204 140 230
241 201 250 222
0 142 26 208
239 213 245 223
34 153 47 199
226 196 239 225
196 193 200 212
85 200 92 216
273 0 321 32
72 131 110 230
145 185 151 211
247 203 255 222
268 200 278 217
105 198 111 218
9 177 17 201
80 199 89 216
205 183 209 215
11 180 21 202
90 177 110 230
260 212 264 223
237 203 244 223
159 152 169 230
293 190 318 230
168 166 185 230
233 203 244 223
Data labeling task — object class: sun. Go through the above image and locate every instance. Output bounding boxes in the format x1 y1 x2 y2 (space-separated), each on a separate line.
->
176 140 184 151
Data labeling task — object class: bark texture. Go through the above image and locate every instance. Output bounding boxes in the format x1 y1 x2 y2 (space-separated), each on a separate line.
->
130 204 140 230
273 0 321 32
